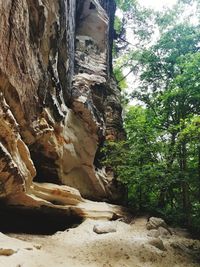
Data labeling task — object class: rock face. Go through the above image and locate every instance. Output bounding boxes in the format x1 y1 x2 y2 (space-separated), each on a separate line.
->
0 0 124 219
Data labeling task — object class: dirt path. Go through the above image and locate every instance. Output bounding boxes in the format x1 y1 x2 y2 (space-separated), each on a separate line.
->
0 217 199 267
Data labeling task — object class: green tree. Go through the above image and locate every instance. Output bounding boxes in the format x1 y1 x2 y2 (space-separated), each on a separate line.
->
108 0 200 231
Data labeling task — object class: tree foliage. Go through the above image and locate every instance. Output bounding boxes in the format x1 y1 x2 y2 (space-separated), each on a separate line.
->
107 0 200 232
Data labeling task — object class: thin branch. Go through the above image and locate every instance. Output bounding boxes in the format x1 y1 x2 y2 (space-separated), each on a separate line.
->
117 67 134 84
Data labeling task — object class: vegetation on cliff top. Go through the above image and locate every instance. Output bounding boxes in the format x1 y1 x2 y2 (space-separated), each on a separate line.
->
104 0 200 233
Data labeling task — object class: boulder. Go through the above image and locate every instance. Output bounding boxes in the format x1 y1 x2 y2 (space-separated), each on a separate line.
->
93 222 117 234
158 226 171 238
146 217 172 235
147 227 171 238
147 229 160 238
148 238 166 251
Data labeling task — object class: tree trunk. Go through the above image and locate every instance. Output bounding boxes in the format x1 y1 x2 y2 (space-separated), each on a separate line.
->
138 184 142 210
198 145 200 203
158 188 166 208
180 143 191 226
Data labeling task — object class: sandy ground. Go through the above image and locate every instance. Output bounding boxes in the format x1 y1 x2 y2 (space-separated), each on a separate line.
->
0 217 199 267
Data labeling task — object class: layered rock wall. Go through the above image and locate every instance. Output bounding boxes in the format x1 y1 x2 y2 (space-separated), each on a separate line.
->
0 0 124 217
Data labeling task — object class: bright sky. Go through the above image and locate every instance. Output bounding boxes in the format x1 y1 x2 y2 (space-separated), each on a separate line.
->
138 0 177 10
118 0 197 106
123 0 178 105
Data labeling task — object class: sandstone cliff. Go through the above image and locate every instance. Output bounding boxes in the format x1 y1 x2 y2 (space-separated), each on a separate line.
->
0 0 124 219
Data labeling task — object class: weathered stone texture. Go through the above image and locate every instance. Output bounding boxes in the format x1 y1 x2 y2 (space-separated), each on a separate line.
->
0 0 124 217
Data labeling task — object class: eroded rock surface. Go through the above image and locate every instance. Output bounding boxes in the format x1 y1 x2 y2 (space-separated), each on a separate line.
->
0 0 124 220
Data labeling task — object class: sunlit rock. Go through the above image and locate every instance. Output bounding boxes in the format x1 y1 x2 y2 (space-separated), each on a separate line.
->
0 0 124 219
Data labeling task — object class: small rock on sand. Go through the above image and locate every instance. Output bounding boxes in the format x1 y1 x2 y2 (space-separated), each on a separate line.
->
0 248 16 256
93 222 117 234
34 245 42 250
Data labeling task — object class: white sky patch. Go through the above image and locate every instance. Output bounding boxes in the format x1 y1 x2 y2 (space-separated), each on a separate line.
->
116 0 199 106
138 0 177 10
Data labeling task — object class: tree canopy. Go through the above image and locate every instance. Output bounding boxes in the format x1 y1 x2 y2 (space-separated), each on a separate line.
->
104 0 200 233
